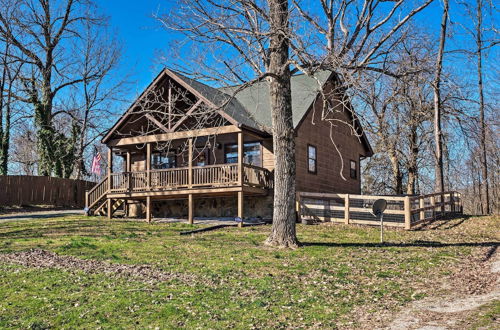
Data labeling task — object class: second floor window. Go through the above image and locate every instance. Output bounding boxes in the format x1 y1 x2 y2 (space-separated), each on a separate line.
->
152 151 176 169
350 160 357 179
308 145 317 174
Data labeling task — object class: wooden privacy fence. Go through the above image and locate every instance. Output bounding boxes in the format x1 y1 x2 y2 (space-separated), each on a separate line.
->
0 176 95 208
297 191 463 230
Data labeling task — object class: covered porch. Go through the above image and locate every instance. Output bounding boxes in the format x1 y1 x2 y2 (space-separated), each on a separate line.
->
87 125 274 224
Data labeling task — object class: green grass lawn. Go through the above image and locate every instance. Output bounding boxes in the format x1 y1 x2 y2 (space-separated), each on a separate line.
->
0 215 498 329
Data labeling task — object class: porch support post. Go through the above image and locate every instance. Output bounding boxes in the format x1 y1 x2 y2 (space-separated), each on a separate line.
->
146 196 151 223
107 147 113 192
188 194 193 224
237 131 243 186
126 152 131 172
188 138 193 188
126 151 132 199
107 198 112 219
238 190 244 228
146 143 151 189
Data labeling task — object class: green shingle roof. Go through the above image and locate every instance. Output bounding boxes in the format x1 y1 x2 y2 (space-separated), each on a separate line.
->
220 71 332 132
174 70 333 133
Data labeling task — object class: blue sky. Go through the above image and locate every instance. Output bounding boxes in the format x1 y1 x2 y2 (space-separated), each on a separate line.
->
98 1 494 103
99 1 175 96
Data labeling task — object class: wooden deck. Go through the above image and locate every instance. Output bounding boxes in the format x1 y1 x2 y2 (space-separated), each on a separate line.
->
86 129 274 224
108 163 272 194
85 163 273 217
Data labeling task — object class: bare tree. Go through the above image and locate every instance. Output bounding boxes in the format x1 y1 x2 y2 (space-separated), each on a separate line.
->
73 21 125 179
475 0 489 214
10 124 38 175
0 0 109 177
158 0 301 247
0 41 14 174
263 0 298 247
357 32 435 196
157 0 437 247
431 0 448 196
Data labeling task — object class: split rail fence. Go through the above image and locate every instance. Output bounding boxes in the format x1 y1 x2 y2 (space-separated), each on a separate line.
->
0 175 95 208
297 191 463 229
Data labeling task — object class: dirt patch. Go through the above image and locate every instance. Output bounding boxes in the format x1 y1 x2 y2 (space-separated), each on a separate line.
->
0 249 197 284
447 246 499 296
382 246 500 329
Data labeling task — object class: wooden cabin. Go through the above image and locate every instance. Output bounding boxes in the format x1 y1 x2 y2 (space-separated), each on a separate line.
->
85 68 373 223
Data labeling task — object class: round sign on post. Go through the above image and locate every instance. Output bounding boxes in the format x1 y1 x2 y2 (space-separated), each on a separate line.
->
372 199 387 243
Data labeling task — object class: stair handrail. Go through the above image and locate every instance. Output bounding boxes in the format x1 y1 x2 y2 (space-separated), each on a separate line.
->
86 177 109 209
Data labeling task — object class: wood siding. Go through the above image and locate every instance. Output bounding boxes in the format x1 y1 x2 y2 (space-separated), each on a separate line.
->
294 96 367 194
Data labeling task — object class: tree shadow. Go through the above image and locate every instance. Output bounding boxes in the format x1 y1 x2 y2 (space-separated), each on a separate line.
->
0 213 81 221
302 241 499 249
0 219 184 240
413 214 474 231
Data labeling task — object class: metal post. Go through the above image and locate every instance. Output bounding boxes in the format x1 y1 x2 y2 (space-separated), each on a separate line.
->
380 214 384 244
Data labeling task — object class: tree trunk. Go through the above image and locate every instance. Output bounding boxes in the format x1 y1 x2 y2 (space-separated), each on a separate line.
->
34 98 55 176
0 46 7 175
476 0 490 214
407 129 418 195
264 0 299 248
388 151 403 195
432 0 448 195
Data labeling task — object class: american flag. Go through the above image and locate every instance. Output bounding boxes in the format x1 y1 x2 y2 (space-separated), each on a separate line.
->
91 152 102 176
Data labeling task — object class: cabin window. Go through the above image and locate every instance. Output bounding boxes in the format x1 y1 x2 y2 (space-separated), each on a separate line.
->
152 151 176 169
307 145 317 174
350 160 357 179
224 142 262 166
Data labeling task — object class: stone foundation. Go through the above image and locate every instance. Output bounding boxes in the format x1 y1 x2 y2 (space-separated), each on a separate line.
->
151 194 273 220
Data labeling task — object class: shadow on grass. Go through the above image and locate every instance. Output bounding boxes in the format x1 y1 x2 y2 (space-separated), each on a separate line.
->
302 241 499 249
0 219 190 240
414 214 474 231
0 213 81 221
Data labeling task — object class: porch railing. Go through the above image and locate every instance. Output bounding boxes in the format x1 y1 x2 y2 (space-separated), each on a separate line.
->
108 163 272 193
243 164 274 189
193 164 239 187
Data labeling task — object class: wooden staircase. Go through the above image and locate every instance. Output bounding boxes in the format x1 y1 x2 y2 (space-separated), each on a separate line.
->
86 178 126 217
93 198 125 216
85 177 108 216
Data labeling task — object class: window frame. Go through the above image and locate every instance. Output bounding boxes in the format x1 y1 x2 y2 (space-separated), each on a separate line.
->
350 159 357 179
151 150 177 170
307 144 317 174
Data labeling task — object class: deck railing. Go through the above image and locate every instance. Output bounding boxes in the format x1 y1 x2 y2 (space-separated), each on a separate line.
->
192 164 239 187
243 164 274 189
297 191 462 230
106 163 272 193
152 167 189 189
